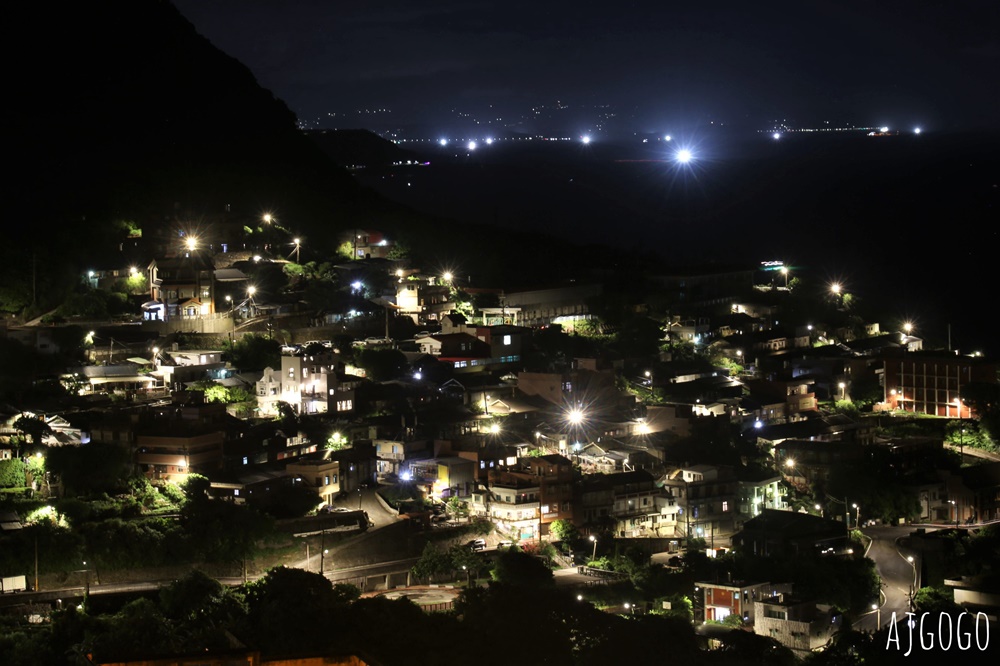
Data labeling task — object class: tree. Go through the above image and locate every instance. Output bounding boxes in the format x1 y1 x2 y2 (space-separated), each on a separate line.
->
45 442 131 496
490 550 554 588
549 518 579 543
223 333 280 371
411 543 451 583
13 415 52 447
446 496 469 521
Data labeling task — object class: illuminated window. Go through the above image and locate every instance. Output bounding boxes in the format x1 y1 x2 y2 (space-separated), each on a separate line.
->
503 335 511 345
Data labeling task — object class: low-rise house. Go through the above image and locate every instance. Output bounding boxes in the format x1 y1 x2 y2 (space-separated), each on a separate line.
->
753 591 843 655
661 464 739 543
286 444 376 506
732 509 849 557
487 475 541 541
698 580 789 624
738 472 786 519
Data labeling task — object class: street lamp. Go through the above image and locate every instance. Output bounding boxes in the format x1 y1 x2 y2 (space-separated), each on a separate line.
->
838 382 846 400
780 266 789 289
292 238 301 263
852 503 861 529
872 602 880 629
589 535 598 561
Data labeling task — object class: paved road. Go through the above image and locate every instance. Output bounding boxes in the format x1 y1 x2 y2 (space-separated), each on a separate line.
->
855 525 921 632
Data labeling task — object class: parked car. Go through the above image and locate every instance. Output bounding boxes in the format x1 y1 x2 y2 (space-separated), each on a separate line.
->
466 538 486 552
497 540 514 549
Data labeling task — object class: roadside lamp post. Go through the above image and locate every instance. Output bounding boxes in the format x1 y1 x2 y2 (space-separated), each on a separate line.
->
589 535 598 562
852 503 860 529
838 382 846 400
872 603 880 629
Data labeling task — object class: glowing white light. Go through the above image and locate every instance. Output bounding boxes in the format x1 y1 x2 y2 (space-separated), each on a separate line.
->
485 137 494 145
676 149 693 163
914 127 921 134
439 138 448 146
468 141 477 151
581 135 591 144
401 471 411 481
772 132 781 140
664 135 672 142
881 126 889 133
351 281 362 291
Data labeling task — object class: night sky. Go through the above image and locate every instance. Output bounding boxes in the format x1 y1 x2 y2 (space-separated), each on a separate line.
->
173 0 999 135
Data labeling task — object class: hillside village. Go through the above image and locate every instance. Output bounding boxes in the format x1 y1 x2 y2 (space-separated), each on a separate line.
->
1 210 998 662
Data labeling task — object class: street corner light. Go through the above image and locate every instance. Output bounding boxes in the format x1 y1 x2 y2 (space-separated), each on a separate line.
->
675 149 693 163
577 594 584 601
830 282 842 294
262 213 273 223
907 555 914 563
485 137 494 145
439 138 448 146
581 135 591 144
914 127 921 134
664 135 672 142
903 321 913 334
468 140 477 151
784 458 795 468
442 272 453 282
772 132 781 140
247 286 256 296
568 408 584 424
489 423 500 434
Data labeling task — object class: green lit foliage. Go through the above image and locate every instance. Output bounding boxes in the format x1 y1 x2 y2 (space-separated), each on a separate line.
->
0 459 27 488
549 518 579 543
326 431 348 450
945 419 995 452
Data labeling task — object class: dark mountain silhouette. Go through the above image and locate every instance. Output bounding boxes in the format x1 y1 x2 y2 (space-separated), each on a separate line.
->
4 1 601 315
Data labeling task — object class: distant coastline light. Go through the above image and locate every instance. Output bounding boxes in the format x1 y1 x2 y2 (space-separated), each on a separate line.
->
468 140 477 151
772 132 781 140
914 127 922 134
581 135 591 144
676 149 693 163
439 138 448 146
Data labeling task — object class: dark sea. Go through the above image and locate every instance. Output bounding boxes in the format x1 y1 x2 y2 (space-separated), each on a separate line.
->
356 130 1000 357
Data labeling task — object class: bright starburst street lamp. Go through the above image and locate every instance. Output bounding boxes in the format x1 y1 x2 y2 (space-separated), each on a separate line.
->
581 135 591 144
675 149 693 163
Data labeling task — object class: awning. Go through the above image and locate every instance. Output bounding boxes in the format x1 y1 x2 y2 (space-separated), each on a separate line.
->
88 375 155 385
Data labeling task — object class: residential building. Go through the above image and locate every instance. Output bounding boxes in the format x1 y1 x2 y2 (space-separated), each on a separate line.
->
881 350 995 417
698 580 788 624
487 475 541 541
661 465 739 544
732 509 849 557
753 591 843 655
738 473 786 519
145 255 216 321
